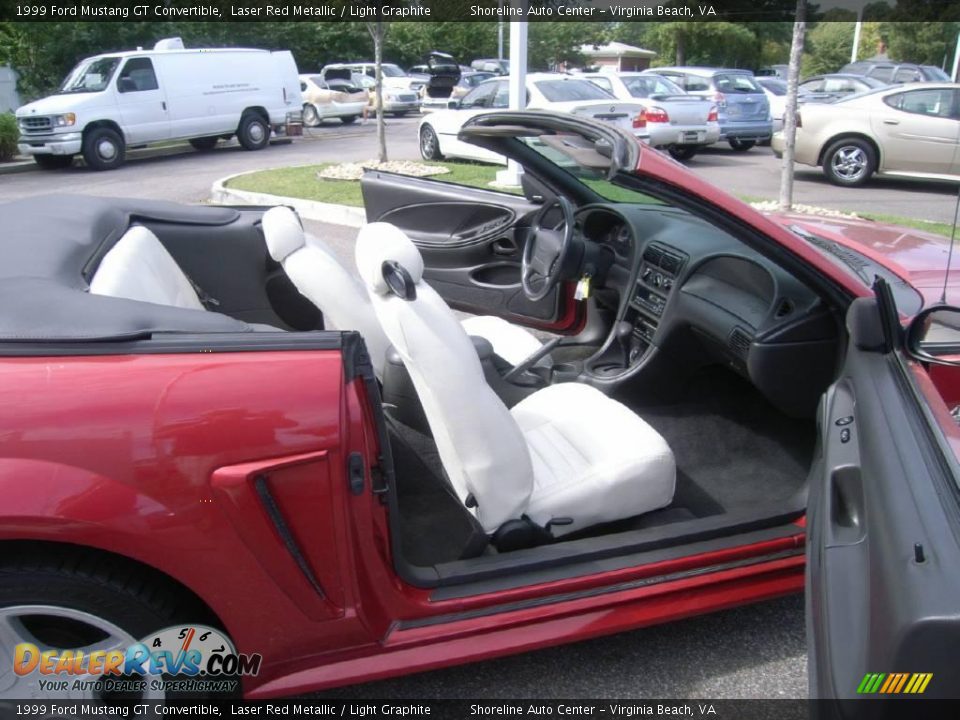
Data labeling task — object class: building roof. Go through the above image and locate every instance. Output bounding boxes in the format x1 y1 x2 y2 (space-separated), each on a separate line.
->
579 42 657 59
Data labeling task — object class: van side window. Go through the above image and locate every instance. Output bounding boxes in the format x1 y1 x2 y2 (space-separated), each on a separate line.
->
118 58 158 92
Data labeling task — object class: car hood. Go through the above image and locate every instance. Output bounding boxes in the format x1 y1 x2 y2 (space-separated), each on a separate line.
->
17 93 112 116
773 214 960 307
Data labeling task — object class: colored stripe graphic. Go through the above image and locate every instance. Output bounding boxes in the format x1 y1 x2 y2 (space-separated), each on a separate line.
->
858 672 932 694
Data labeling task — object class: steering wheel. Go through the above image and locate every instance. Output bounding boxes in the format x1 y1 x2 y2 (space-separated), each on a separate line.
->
522 196 575 302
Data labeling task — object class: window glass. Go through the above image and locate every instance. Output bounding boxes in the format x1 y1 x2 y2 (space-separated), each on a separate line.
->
623 75 684 98
758 78 787 96
585 76 613 93
680 75 711 92
823 77 855 93
868 66 894 82
118 58 158 92
460 81 497 109
534 79 612 102
492 81 510 108
800 78 825 93
713 73 762 93
60 56 120 93
884 88 956 118
894 68 921 83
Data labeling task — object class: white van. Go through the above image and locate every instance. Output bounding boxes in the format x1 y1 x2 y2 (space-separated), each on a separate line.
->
16 38 303 170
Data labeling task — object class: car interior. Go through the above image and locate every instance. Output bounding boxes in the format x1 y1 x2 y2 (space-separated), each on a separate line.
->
3 115 847 595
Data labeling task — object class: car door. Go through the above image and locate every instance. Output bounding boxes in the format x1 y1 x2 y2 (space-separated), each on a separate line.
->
872 88 960 175
808 286 960 706
114 57 170 144
360 170 574 327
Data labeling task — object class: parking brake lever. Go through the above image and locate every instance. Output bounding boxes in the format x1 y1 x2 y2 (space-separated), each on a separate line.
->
503 337 563 383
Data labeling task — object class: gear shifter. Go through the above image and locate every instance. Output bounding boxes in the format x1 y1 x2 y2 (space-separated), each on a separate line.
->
615 320 634 367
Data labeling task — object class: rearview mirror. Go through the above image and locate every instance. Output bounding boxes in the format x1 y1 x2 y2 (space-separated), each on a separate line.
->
906 306 960 366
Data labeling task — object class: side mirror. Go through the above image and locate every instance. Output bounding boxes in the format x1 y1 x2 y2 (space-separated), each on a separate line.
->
520 173 551 205
906 305 960 366
117 77 137 93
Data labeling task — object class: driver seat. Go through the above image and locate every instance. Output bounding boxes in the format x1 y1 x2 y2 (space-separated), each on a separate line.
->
261 206 546 375
356 222 676 537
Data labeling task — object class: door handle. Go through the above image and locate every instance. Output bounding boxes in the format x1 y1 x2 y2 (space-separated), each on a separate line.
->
162 101 167 111
491 238 518 256
883 119 899 125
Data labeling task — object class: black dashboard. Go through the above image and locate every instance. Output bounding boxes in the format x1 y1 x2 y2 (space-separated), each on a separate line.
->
573 204 839 417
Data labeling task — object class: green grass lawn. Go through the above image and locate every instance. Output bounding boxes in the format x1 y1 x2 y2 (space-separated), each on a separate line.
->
227 162 954 239
226 161 516 207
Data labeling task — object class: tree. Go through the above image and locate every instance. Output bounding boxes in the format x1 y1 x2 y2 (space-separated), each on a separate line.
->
367 21 388 164
779 1 807 212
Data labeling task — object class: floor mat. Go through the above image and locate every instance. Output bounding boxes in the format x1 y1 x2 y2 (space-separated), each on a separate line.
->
627 369 815 516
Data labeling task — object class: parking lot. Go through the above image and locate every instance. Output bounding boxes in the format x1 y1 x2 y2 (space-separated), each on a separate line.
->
3 115 957 225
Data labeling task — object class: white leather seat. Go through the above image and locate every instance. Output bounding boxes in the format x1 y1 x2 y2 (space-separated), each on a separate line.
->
261 206 547 375
89 225 205 311
356 222 676 537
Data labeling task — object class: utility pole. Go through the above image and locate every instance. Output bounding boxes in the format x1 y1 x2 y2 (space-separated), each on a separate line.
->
778 0 806 212
851 7 863 63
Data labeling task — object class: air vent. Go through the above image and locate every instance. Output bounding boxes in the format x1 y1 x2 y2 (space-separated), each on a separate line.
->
660 253 682 274
643 246 663 266
775 298 794 318
728 328 752 359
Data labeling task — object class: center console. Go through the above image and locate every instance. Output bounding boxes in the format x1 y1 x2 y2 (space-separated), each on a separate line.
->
589 242 687 377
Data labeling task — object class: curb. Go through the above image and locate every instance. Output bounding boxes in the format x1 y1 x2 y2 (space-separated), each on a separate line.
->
210 169 366 228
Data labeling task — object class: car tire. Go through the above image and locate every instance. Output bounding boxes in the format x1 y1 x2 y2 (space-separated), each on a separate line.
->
728 138 755 152
0 549 208 700
391 112 408 118
189 137 218 151
340 115 358 125
82 127 126 171
302 104 321 128
237 112 270 151
822 138 876 187
419 124 443 160
33 154 74 170
668 145 698 161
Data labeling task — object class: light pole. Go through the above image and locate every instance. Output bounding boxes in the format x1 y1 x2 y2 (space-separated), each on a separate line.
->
495 13 528 187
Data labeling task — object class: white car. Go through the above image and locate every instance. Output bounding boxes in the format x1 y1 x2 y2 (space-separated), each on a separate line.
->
418 73 647 163
299 74 367 126
756 76 789 135
584 72 720 160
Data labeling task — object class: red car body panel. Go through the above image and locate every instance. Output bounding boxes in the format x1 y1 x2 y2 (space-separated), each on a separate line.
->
1 141 954 695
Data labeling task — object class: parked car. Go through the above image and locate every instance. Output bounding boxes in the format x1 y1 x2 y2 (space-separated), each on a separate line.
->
418 74 648 162
4 110 960 702
839 60 952 84
319 64 420 116
421 71 496 112
298 73 367 126
797 74 887 103
755 76 791 135
583 72 720 160
471 58 510 75
649 67 773 150
15 37 302 171
414 51 462 112
772 82 960 186
756 64 789 79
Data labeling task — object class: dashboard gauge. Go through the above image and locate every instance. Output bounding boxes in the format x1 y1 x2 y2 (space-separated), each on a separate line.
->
613 224 632 255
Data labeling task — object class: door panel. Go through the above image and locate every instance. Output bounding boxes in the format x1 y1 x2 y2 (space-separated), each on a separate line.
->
115 57 170 144
808 299 960 705
871 88 959 174
361 170 575 327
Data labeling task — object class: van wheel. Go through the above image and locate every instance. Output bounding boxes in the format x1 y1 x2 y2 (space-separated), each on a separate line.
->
302 104 320 127
189 137 218 151
237 112 270 151
82 128 125 170
728 138 755 152
34 155 74 170
340 115 358 125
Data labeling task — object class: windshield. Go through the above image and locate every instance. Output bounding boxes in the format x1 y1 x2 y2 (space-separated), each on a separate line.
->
622 75 685 98
60 56 120 94
535 79 613 102
381 64 406 78
714 73 763 93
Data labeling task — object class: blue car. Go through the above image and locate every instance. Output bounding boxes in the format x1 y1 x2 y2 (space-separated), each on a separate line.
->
646 67 773 151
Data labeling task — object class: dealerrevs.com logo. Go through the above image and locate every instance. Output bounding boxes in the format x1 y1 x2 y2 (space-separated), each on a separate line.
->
13 624 261 694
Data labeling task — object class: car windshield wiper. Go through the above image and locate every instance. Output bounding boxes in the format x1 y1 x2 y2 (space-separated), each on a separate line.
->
790 224 872 284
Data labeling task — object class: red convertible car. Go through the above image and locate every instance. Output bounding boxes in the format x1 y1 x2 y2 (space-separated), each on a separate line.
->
1 111 959 704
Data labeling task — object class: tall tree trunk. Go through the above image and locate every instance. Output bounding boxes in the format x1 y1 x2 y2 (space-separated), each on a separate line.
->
675 29 686 66
778 1 806 212
368 21 388 164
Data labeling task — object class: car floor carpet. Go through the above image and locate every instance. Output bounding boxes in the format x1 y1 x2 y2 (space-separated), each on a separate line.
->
387 417 487 566
625 368 816 516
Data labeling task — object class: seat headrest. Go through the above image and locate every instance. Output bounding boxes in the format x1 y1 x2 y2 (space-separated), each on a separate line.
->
262 206 305 262
356 223 425 296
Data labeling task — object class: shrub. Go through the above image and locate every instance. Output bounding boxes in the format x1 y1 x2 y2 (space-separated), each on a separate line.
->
0 113 19 162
